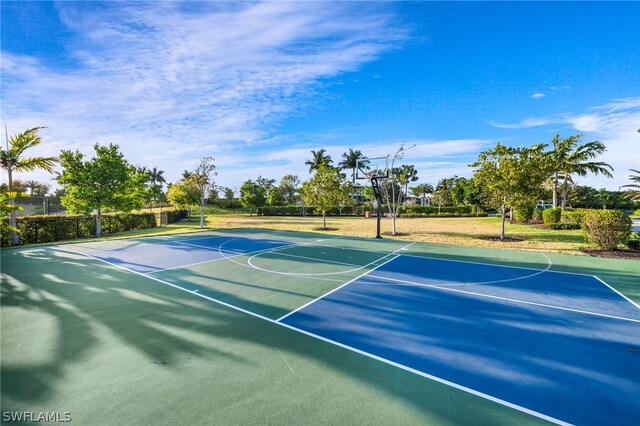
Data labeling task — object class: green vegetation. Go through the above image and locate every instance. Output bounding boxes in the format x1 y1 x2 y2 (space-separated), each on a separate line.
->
301 164 351 229
58 143 147 237
239 179 266 215
0 126 58 245
582 210 632 250
471 143 548 240
542 208 562 225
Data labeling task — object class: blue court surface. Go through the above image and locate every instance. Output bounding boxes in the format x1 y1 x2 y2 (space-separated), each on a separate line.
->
280 255 640 426
74 233 639 425
85 235 292 273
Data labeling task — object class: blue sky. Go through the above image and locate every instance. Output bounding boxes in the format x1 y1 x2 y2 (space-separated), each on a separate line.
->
2 1 639 192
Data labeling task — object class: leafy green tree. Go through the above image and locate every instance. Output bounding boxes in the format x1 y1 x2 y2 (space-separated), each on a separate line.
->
338 148 364 205
278 174 300 205
305 149 333 173
301 165 350 229
547 134 613 209
256 175 276 192
410 183 433 206
1 127 58 245
471 143 548 240
58 144 147 237
266 186 285 206
451 177 482 207
239 180 266 215
166 181 195 219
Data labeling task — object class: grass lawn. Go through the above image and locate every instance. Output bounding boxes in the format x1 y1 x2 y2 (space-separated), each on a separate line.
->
205 214 588 255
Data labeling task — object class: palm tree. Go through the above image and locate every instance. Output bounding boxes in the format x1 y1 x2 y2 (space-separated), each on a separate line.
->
338 148 364 206
621 169 640 201
548 134 613 209
24 179 41 195
1 127 58 245
147 166 166 215
411 183 434 206
398 164 419 202
305 149 332 173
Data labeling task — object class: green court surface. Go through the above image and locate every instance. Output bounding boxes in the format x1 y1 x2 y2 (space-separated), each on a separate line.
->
1 228 638 425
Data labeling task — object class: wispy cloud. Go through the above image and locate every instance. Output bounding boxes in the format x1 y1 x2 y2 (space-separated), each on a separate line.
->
488 97 640 189
1 1 405 186
531 93 545 99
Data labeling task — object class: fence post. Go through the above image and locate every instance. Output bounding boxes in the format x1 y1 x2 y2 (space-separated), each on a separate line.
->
35 221 39 243
76 218 80 238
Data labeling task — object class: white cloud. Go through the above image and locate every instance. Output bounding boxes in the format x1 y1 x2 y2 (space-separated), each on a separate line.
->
488 97 640 189
1 1 405 187
487 118 552 129
531 93 545 99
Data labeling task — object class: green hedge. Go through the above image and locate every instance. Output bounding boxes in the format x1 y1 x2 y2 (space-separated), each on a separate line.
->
542 208 562 225
514 204 535 223
627 232 640 250
582 210 632 250
560 208 589 227
2 213 157 246
258 206 371 216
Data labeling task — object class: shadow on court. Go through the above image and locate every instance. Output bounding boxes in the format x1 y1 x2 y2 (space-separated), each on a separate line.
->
1 245 546 425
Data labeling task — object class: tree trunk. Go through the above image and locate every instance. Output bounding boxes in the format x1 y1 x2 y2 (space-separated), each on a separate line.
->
500 203 506 240
552 172 558 208
96 210 102 237
323 213 326 230
561 176 569 210
199 203 205 229
391 213 397 235
8 165 20 246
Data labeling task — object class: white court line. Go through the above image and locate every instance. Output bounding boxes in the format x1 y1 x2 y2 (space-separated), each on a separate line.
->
257 250 367 268
148 239 327 275
306 241 600 278
433 253 553 287
78 250 568 426
592 275 640 310
366 273 640 324
246 247 403 277
276 242 416 322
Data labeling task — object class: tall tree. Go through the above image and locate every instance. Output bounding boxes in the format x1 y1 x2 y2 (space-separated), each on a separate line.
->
58 144 147 237
471 143 548 240
239 180 266 216
432 177 456 212
410 183 433 206
278 174 300 205
305 149 333 173
397 164 419 202
146 166 166 211
381 145 414 235
1 127 58 245
186 157 217 229
547 134 613 209
301 165 350 230
338 148 364 205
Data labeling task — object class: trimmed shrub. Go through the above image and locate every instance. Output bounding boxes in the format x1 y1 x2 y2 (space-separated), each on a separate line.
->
633 209 640 217
628 232 640 250
542 208 562 225
514 204 535 223
531 209 543 224
561 208 589 227
582 210 632 250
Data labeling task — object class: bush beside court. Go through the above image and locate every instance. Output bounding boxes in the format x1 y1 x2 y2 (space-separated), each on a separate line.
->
582 210 632 250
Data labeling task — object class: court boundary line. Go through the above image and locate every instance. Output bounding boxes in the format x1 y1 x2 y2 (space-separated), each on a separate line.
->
77 249 568 426
365 272 640 323
255 250 370 268
275 243 415 322
146 240 303 274
304 243 639 311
